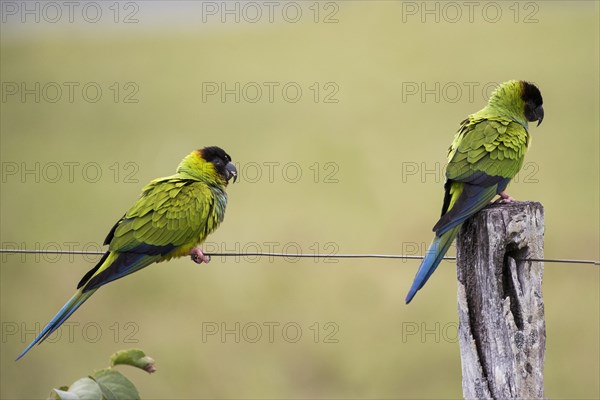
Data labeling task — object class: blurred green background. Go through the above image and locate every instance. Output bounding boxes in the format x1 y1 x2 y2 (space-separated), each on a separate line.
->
1 1 598 399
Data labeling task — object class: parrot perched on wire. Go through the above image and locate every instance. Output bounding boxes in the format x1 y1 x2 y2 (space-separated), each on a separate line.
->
405 80 544 304
17 146 237 359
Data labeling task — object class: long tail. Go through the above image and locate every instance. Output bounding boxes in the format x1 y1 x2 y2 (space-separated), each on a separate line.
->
405 225 461 304
17 250 162 360
16 288 96 360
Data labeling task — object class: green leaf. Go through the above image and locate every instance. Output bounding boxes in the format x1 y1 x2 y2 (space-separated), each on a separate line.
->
91 369 140 400
110 349 156 373
51 389 80 400
68 378 103 400
48 387 69 400
51 377 102 400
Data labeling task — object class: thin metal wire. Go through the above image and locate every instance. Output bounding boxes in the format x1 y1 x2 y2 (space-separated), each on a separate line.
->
0 249 598 265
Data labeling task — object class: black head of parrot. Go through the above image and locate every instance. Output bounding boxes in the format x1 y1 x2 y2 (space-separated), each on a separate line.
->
200 146 237 183
521 81 544 126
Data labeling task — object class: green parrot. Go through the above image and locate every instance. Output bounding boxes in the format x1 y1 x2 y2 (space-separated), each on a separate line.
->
405 80 544 304
17 146 237 359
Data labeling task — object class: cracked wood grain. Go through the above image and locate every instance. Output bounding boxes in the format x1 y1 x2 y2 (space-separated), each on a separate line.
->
457 201 545 399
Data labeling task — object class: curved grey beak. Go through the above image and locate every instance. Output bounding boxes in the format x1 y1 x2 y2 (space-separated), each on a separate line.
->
535 105 544 126
225 162 238 183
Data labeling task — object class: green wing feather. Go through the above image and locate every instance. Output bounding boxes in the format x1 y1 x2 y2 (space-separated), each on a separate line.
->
435 116 529 235
109 176 224 256
406 116 531 303
446 117 529 183
79 175 227 291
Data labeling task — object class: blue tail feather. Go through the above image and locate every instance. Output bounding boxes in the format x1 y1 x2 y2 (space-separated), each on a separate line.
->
16 289 95 360
405 226 460 304
17 251 160 360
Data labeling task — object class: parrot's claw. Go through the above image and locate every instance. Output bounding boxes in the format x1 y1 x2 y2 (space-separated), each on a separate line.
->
189 248 211 264
495 192 514 204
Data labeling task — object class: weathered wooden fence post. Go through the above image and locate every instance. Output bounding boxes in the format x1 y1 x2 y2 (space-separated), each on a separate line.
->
456 201 545 399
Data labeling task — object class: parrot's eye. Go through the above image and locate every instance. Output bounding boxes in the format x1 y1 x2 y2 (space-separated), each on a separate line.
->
213 159 224 166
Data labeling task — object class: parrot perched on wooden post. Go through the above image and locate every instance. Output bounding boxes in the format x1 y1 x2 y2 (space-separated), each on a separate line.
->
17 146 237 359
405 80 544 304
